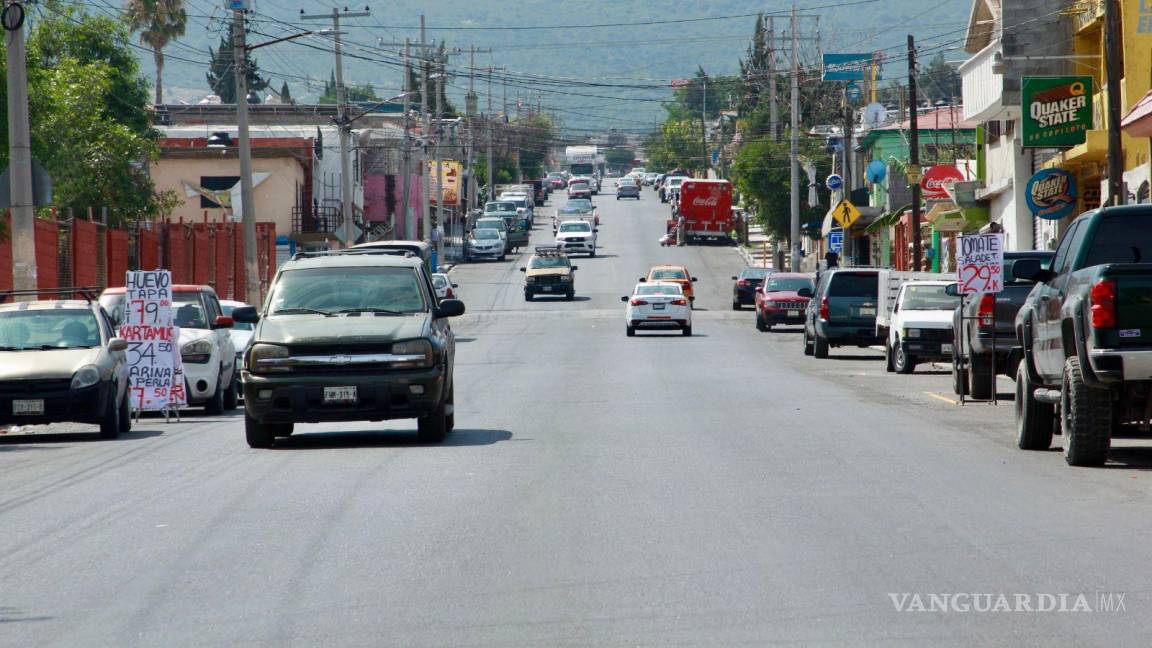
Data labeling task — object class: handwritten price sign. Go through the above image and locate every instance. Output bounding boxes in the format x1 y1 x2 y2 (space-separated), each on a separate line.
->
956 233 1005 295
118 270 187 412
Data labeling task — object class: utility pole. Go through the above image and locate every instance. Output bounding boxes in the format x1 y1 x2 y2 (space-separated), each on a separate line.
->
232 9 261 303
789 4 800 272
6 0 36 295
1103 0 1125 206
466 45 478 212
419 15 431 245
908 34 923 271
486 65 494 196
700 76 708 177
302 7 370 248
433 45 445 267
400 39 413 238
768 16 778 142
843 89 854 262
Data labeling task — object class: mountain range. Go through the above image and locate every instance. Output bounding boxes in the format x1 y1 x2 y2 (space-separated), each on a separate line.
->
141 0 973 133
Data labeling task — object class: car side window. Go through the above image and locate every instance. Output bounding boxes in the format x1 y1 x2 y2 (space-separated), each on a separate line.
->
1049 221 1082 276
206 295 222 321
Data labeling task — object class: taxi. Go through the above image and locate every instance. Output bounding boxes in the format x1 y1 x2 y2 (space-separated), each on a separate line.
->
640 265 698 305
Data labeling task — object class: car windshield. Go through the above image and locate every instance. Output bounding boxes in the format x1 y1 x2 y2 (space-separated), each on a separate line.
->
1083 212 1152 265
740 268 772 280
570 183 589 190
650 269 687 281
474 229 500 240
269 266 427 315
475 219 505 230
902 284 958 310
636 284 682 296
559 222 590 233
221 304 254 331
529 256 571 269
431 275 450 288
568 199 593 210
669 178 684 187
765 277 814 292
485 202 516 213
828 273 878 298
0 309 101 350
101 292 207 329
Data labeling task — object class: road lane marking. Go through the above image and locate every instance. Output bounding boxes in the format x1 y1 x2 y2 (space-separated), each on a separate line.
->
924 391 959 406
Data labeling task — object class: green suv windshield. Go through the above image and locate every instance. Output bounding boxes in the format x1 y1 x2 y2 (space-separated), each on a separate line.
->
0 309 101 350
269 266 428 315
529 256 570 269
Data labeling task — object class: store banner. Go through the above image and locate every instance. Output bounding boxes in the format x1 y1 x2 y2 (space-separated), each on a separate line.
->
1025 168 1078 220
428 160 462 206
821 53 878 81
118 270 187 411
1022 76 1093 148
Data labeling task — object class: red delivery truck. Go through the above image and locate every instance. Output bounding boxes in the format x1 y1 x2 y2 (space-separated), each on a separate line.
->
677 179 733 244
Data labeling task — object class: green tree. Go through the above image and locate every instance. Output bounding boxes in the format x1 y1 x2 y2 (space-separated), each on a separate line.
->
125 0 186 104
916 53 962 104
319 79 382 104
730 129 826 242
279 80 292 104
604 147 635 168
738 13 769 116
205 35 268 103
509 113 554 179
0 5 176 223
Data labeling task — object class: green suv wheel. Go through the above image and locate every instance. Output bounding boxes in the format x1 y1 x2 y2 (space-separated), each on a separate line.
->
245 411 276 448
417 400 449 443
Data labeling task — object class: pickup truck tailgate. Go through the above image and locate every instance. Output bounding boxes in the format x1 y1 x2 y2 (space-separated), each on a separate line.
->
1110 265 1152 346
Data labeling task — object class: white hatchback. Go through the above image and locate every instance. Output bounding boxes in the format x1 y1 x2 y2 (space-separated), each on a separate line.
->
622 282 692 337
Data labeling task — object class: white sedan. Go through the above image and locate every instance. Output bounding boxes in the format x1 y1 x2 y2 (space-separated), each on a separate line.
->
431 273 458 301
622 282 692 337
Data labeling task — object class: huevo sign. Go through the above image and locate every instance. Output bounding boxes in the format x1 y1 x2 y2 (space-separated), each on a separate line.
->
1025 168 1078 220
1022 76 1093 148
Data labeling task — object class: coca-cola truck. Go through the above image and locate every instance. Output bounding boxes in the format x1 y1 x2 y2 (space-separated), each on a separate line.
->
677 179 733 244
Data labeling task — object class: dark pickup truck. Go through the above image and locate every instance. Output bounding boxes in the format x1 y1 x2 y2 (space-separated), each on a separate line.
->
1014 205 1152 466
951 250 1054 399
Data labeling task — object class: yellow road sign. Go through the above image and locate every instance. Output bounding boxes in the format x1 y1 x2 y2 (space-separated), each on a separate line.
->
833 199 861 228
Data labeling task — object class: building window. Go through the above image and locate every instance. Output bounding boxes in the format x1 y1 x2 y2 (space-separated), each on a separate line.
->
199 176 239 208
1004 118 1015 138
986 120 1001 144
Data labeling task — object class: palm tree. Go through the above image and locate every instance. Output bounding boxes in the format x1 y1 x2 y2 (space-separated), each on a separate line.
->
125 0 187 104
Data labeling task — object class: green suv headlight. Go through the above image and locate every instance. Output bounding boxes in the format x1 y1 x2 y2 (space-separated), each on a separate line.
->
248 343 290 372
391 339 433 368
71 364 101 389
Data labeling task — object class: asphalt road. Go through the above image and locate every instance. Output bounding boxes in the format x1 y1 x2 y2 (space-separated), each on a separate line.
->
4 186 1152 646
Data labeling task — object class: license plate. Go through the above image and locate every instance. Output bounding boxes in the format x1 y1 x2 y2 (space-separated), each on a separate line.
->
653 303 666 310
323 386 357 404
542 286 553 292
858 307 876 317
787 310 800 317
942 343 953 354
13 399 44 415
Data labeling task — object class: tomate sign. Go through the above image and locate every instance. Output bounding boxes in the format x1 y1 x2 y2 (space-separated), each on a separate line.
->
956 233 1005 295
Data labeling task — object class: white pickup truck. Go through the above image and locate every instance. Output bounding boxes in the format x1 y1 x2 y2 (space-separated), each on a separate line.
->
884 279 962 374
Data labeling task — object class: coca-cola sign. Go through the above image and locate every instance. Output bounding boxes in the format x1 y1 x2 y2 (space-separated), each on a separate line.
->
920 165 965 200
692 196 720 207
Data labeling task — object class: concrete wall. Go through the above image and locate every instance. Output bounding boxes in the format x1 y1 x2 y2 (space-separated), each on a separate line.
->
150 156 304 236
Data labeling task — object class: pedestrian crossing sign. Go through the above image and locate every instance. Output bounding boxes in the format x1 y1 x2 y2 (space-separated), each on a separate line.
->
832 199 860 228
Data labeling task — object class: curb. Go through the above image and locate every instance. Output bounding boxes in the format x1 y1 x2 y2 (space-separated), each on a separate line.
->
736 245 756 267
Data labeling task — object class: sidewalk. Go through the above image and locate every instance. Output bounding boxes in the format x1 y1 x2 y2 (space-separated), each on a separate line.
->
738 222 780 269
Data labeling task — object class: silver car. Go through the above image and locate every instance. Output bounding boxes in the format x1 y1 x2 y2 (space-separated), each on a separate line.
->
0 290 130 438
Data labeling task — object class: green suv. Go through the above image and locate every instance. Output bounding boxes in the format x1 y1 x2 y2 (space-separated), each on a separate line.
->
233 249 465 448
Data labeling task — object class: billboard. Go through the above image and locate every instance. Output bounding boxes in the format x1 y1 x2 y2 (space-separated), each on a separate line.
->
821 53 880 81
1021 76 1093 148
428 160 461 206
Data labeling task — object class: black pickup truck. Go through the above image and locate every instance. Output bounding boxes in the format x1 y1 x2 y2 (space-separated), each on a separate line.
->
1013 205 1152 466
951 250 1054 399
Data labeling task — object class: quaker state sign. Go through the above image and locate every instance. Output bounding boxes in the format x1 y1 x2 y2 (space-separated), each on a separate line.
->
1021 76 1093 148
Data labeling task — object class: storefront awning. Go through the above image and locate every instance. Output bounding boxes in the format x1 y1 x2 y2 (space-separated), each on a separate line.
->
865 204 911 233
820 205 882 237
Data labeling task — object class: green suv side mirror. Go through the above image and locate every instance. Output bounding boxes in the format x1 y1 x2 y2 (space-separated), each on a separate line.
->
435 299 466 318
231 306 260 324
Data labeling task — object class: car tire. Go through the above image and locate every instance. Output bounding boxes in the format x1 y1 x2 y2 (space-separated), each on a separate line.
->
417 399 449 443
99 390 121 440
445 383 455 432
500 252 506 262
590 248 596 258
525 292 533 302
1015 359 1053 451
732 301 741 311
803 330 814 355
683 324 692 337
813 333 829 359
1061 356 1111 466
204 369 225 415
272 423 295 437
244 411 275 448
223 370 239 410
893 338 916 374
755 313 767 332
118 387 133 434
968 354 994 400
565 290 574 301
885 342 895 372
626 324 635 337
952 355 969 396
